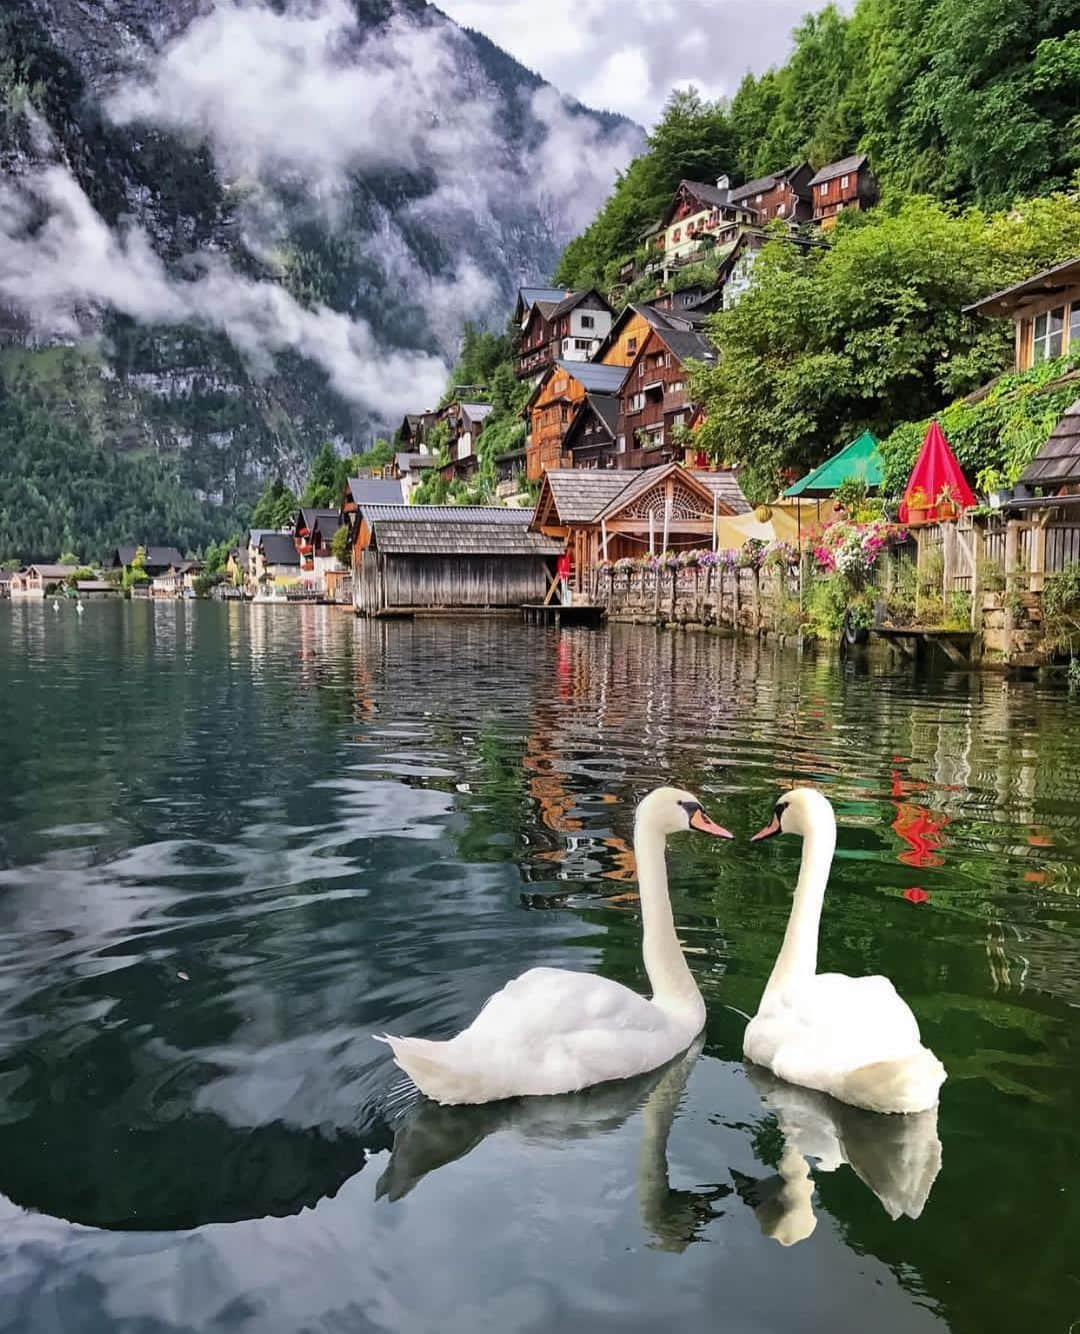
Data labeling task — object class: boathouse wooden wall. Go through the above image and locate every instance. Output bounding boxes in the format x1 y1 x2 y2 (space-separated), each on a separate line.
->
354 552 550 614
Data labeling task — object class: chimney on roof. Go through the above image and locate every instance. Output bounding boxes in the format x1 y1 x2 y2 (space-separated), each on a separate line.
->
716 174 730 196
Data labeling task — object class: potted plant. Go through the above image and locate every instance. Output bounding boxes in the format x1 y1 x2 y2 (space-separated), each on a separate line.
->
907 486 930 524
937 482 959 521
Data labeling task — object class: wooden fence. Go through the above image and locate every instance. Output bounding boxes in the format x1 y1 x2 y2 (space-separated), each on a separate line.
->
600 562 798 632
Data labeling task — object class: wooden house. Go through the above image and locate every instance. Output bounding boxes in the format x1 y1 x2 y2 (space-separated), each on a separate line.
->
0 569 12 599
514 290 614 380
524 361 628 480
350 503 562 615
257 533 301 588
562 394 620 470
292 507 344 592
9 564 79 599
616 326 716 469
398 410 440 450
966 257 1080 372
728 164 813 224
392 451 437 501
151 560 203 598
110 545 185 578
808 154 877 227
653 178 758 269
596 304 672 368
531 463 747 595
439 401 494 480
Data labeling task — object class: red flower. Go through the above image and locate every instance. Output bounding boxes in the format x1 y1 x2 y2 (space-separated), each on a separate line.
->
903 888 930 904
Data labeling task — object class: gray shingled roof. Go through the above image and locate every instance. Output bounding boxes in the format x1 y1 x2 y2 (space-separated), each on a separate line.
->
112 545 184 569
1020 396 1080 487
679 180 733 207
299 507 343 538
359 503 531 525
695 470 752 514
371 520 562 557
259 533 300 566
27 564 80 579
519 286 567 310
808 154 867 186
654 327 716 365
728 164 805 203
556 361 627 394
394 452 437 473
538 471 634 524
347 477 406 505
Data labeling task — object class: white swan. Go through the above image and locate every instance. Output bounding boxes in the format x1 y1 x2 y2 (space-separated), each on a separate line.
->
377 787 732 1104
75 600 84 614
52 600 60 611
745 788 946 1114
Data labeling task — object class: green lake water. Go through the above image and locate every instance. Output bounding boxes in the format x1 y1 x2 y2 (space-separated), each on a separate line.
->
0 602 1077 1333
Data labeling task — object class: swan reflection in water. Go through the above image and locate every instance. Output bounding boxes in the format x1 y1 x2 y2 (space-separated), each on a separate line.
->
734 1063 942 1247
377 1036 729 1251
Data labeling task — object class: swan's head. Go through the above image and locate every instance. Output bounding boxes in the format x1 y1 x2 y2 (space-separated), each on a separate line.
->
636 786 733 839
751 787 835 842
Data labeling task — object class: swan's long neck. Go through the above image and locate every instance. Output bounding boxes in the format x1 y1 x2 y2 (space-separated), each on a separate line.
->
634 818 704 1027
762 815 835 999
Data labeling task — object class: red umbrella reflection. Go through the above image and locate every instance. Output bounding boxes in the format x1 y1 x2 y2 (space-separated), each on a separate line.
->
890 767 948 869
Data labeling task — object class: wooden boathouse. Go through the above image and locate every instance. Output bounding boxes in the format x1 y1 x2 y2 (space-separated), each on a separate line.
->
350 504 562 615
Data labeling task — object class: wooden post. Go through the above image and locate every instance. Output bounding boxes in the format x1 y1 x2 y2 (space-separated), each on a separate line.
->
662 495 672 556
653 564 661 620
669 567 677 622
1030 515 1048 594
649 512 655 555
733 567 741 629
1004 519 1019 646
970 520 984 631
752 567 761 632
601 518 609 562
712 492 719 553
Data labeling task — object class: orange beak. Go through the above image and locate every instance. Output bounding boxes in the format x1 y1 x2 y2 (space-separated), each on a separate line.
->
750 813 783 842
690 807 734 839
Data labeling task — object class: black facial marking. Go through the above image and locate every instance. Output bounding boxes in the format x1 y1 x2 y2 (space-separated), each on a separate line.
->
679 800 702 817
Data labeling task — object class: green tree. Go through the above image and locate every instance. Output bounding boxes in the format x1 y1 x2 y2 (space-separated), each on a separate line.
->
251 477 298 530
691 190 1080 500
58 550 79 566
301 442 340 507
122 546 150 591
330 521 352 568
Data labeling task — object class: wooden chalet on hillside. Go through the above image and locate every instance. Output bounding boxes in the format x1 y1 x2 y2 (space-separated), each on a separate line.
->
525 360 627 480
809 154 877 227
652 177 757 270
440 401 493 480
727 163 813 223
514 289 615 380
392 451 437 500
966 256 1080 372
617 324 716 467
531 463 750 595
349 504 562 615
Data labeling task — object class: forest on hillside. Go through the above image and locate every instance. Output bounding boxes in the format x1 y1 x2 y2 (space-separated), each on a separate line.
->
556 0 1080 292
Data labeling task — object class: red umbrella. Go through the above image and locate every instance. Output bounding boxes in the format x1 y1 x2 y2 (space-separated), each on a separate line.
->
899 421 976 523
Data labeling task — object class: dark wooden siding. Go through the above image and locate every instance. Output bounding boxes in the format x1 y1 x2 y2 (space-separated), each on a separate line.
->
354 552 550 613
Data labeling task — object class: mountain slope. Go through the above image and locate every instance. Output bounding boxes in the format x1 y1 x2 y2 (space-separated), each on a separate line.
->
0 0 641 558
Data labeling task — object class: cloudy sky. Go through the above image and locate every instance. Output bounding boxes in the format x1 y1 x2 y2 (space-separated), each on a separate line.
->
437 0 833 126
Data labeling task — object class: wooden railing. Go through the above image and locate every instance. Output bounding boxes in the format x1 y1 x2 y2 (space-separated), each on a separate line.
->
599 562 798 631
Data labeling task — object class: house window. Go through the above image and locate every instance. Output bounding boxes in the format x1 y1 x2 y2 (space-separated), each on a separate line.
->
638 361 645 378
819 183 828 196
617 434 626 452
1070 303 1080 349
1033 306 1066 362
626 338 637 354
776 202 786 216
755 193 763 203
672 227 681 243
581 315 594 329
841 174 850 188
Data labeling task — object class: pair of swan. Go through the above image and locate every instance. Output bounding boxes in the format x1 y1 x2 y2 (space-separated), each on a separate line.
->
379 787 945 1116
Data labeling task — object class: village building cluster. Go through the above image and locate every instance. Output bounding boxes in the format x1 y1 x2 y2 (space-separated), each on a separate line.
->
393 156 877 490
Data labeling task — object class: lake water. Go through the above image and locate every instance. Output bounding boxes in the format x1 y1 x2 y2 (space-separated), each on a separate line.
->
0 602 1077 1334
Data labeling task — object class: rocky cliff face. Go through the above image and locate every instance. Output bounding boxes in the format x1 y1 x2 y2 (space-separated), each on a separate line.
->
0 0 640 519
